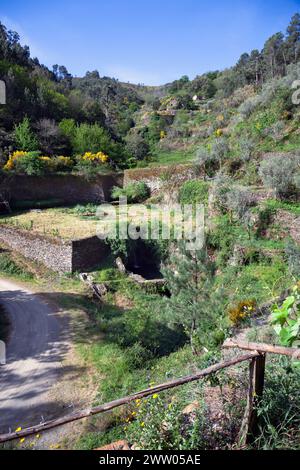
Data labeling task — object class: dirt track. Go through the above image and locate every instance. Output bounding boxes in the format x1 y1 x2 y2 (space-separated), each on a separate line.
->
0 278 69 433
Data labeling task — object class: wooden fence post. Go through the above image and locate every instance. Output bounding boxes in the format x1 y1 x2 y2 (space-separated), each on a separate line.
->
239 353 266 446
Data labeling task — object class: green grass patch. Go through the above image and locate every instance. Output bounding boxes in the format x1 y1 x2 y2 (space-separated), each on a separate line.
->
217 258 290 306
265 199 300 216
0 250 34 280
148 149 195 166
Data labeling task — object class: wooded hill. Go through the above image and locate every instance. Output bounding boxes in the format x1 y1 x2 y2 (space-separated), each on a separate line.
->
0 13 300 172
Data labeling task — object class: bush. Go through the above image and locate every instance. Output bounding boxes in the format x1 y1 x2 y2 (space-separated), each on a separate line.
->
255 356 300 449
179 180 209 205
285 239 300 278
196 139 230 175
239 137 255 162
72 123 112 155
111 182 150 203
14 151 47 176
14 117 38 151
225 186 255 225
228 299 256 326
210 175 234 214
259 154 300 199
125 133 150 162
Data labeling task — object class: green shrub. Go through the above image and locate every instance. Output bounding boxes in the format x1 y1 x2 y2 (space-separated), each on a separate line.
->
255 356 300 449
285 239 300 278
111 182 150 203
270 285 300 348
14 151 47 176
14 117 38 151
0 252 32 279
179 180 209 204
258 154 300 199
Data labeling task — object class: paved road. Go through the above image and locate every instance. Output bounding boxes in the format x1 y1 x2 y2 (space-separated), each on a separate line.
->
0 279 69 433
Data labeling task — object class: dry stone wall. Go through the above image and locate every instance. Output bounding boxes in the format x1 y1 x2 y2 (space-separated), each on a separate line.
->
0 225 109 273
4 173 123 207
124 164 200 194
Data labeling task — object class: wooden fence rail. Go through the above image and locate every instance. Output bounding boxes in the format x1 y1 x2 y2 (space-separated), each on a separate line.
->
223 338 300 358
0 351 258 444
0 340 298 445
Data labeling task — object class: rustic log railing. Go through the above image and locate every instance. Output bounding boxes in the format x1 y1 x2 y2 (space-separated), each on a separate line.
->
0 341 298 445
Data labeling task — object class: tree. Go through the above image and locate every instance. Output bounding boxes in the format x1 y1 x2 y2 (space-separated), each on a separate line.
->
72 123 113 155
36 118 69 155
159 243 223 353
14 117 38 151
286 13 300 63
225 186 255 238
262 32 285 78
125 132 150 161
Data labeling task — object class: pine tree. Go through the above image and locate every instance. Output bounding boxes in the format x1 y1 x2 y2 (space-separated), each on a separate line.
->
14 117 38 151
159 242 223 353
286 13 300 63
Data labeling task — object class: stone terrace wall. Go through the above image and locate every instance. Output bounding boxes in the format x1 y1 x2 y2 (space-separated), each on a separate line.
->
0 225 73 272
124 164 200 194
0 226 110 273
72 236 110 272
5 173 123 206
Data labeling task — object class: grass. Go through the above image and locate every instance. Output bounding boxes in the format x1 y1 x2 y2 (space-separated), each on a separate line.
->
0 249 34 281
265 199 300 216
0 205 186 242
147 149 195 166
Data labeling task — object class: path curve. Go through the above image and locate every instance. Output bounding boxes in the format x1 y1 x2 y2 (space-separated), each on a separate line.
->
0 279 69 433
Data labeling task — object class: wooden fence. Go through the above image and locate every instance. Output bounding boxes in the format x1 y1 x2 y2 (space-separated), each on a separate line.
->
0 340 299 445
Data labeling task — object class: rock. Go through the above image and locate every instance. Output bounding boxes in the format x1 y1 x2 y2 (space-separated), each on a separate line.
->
94 282 108 296
182 400 200 415
95 439 130 451
116 257 126 274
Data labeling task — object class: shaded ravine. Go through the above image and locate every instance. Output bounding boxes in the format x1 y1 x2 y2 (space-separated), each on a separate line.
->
0 279 70 433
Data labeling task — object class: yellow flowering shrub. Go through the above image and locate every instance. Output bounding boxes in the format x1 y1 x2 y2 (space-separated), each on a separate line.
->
3 152 74 173
54 156 74 170
228 300 256 326
3 151 28 171
40 156 53 166
82 151 108 163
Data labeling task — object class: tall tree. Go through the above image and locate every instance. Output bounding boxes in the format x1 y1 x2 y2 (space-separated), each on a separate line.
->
286 13 300 63
262 32 285 78
159 243 222 353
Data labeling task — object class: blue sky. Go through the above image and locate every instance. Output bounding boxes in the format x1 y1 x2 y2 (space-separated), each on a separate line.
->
0 0 299 85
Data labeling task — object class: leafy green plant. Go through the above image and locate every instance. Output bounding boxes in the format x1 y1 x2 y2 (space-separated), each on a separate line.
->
179 180 209 205
111 182 150 203
14 117 38 151
14 151 47 176
270 284 300 349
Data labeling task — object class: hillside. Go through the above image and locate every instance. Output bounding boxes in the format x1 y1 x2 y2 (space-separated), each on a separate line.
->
0 13 300 453
1 14 300 174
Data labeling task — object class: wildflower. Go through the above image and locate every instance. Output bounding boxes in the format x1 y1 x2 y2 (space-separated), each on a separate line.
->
15 427 22 432
140 422 145 427
19 438 25 443
152 393 159 399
